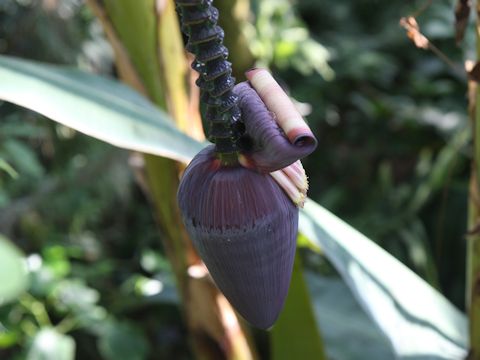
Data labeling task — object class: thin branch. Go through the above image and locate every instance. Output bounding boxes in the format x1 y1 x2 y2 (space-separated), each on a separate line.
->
411 0 433 18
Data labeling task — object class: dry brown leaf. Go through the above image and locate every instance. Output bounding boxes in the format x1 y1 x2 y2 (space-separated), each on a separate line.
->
454 0 471 45
467 61 480 82
465 61 477 120
399 16 429 50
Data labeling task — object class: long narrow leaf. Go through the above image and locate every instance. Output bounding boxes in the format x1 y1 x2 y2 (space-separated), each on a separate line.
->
306 272 394 359
299 201 468 359
0 55 203 163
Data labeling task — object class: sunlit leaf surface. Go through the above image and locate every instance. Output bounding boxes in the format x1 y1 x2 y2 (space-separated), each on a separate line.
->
299 201 468 359
27 328 75 360
0 236 28 305
0 55 203 164
306 272 394 359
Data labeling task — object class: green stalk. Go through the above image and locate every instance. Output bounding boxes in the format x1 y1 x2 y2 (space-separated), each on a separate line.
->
215 0 254 81
466 5 480 357
87 1 257 358
175 0 243 161
271 254 327 360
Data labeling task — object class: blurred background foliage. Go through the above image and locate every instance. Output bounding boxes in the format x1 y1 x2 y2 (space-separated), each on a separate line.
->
0 0 471 358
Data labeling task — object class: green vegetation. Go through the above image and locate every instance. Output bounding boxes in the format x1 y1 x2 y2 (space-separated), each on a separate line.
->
0 0 475 358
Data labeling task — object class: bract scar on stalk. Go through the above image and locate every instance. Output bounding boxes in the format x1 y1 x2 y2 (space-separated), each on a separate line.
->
175 0 317 329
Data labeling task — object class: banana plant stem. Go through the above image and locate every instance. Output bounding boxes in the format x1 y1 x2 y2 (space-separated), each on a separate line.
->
466 3 480 357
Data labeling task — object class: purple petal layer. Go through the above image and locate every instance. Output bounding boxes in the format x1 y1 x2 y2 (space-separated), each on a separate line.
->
233 82 317 173
178 146 298 329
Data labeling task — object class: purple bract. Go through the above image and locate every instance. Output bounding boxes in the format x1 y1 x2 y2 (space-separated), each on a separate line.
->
234 82 317 173
178 146 298 329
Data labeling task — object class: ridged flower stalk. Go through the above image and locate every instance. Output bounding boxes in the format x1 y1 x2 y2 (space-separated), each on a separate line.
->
176 0 244 165
176 0 318 329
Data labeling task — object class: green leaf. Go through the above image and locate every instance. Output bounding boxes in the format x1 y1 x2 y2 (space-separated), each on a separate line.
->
0 235 28 305
27 328 75 360
299 200 468 359
0 328 20 348
0 157 18 179
2 139 44 178
271 254 326 360
97 320 149 360
0 118 50 139
51 280 100 313
306 272 394 359
0 55 468 358
43 245 71 278
0 55 203 163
